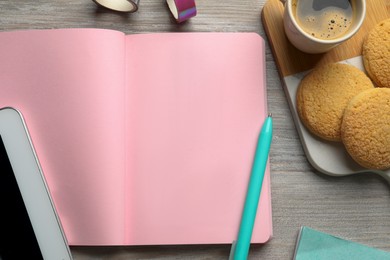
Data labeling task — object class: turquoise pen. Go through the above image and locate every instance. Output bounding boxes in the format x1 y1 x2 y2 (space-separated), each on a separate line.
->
232 114 273 260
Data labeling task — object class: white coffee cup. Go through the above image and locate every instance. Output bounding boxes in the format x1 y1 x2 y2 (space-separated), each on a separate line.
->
281 0 366 54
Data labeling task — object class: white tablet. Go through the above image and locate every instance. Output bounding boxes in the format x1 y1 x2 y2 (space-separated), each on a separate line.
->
0 107 72 260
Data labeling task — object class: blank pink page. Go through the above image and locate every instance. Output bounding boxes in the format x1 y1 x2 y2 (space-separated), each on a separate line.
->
126 33 272 245
0 29 127 245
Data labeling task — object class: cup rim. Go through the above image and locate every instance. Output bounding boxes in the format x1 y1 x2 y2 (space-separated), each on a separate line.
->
286 0 366 44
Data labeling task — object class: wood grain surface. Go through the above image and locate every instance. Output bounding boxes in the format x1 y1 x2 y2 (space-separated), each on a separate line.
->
1 1 390 259
262 0 390 76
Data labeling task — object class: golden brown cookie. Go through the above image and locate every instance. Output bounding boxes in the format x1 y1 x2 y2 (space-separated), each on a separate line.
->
362 18 390 88
297 63 374 141
341 88 390 170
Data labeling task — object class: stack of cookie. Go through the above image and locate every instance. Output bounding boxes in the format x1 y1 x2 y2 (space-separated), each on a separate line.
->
296 19 390 170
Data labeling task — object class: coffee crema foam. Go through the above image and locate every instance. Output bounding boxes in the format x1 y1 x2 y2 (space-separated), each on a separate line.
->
292 0 353 40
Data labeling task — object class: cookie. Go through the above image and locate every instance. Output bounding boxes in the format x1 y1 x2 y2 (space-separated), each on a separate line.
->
362 18 390 88
341 88 390 170
296 63 374 141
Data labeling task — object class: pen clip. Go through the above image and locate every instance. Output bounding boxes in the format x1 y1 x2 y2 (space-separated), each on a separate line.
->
228 240 237 260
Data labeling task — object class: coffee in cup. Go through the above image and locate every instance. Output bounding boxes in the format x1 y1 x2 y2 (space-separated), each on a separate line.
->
281 0 366 53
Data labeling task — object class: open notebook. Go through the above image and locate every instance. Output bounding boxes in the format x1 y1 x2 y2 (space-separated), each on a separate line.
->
0 29 271 245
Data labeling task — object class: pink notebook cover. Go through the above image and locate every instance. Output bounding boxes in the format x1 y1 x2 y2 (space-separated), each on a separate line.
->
0 29 272 245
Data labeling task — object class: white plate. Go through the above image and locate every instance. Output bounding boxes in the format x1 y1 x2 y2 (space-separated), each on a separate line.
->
283 56 390 182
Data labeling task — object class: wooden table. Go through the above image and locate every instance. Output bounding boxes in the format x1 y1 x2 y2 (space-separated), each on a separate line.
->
1 0 389 259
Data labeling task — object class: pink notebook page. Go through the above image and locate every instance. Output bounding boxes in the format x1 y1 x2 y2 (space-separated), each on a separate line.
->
0 29 127 245
126 33 272 245
0 29 272 246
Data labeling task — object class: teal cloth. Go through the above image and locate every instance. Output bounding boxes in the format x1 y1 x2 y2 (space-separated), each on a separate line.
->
294 227 390 260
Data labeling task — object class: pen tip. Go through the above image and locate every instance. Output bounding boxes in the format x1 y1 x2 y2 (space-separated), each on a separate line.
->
268 113 272 117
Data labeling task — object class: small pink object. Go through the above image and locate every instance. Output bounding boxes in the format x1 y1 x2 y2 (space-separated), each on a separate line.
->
166 0 197 23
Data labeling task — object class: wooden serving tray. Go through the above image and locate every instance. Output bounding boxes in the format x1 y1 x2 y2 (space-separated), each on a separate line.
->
261 0 390 180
